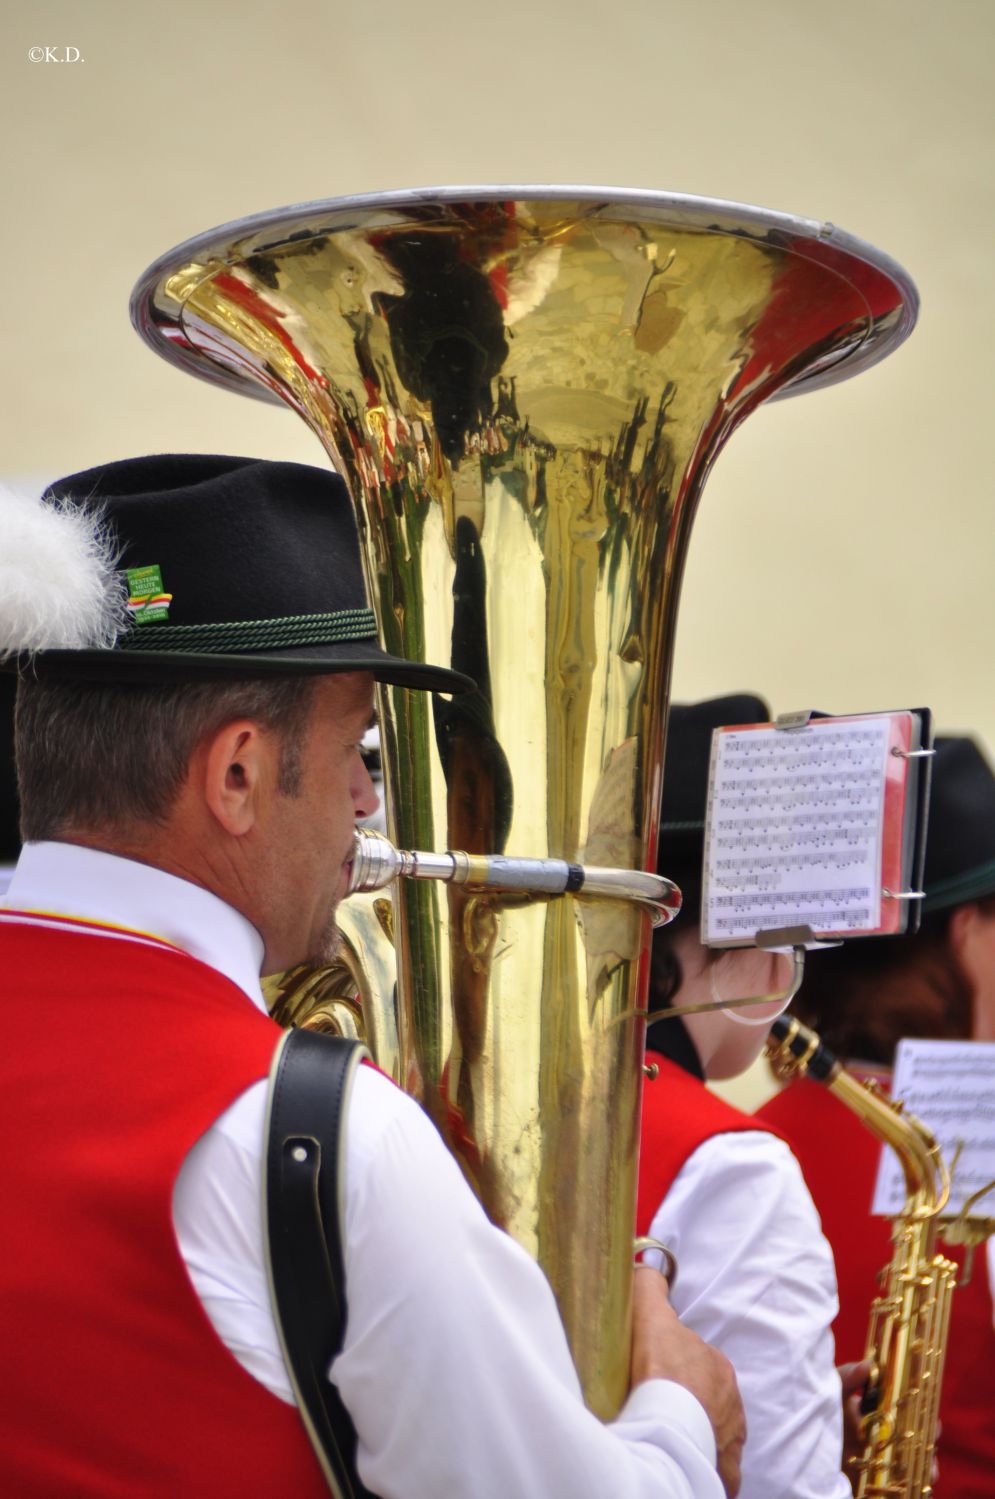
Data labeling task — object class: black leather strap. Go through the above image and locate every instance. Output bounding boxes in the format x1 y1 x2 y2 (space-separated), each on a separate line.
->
264 1027 376 1498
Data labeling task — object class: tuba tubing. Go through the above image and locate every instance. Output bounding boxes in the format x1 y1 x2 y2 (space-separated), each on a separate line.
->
347 828 682 925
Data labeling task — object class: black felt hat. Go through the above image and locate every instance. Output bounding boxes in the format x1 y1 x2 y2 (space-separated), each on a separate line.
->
922 736 995 912
0 674 19 864
657 694 771 922
6 455 470 692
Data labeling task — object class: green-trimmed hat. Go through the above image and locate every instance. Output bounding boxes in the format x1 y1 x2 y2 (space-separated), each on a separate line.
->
922 735 995 913
1 455 470 693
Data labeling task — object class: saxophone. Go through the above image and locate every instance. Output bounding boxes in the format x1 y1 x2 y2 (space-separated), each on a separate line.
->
766 1013 958 1499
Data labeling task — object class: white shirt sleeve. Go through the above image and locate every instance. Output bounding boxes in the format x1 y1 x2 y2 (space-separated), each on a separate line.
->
647 1129 851 1499
175 1066 724 1499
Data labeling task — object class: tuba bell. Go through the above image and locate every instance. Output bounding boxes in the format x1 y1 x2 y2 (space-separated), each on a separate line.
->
132 188 917 1416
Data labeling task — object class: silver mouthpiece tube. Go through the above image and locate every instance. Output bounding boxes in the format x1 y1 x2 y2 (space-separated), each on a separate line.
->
347 829 681 927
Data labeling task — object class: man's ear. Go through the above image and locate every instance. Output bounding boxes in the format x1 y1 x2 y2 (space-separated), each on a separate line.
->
201 719 274 836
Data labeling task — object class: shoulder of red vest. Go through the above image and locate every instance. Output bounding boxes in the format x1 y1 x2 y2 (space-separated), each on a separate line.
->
637 1054 781 1235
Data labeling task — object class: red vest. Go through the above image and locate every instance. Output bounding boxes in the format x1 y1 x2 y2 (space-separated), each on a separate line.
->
0 915 331 1498
759 1075 995 1499
636 1053 767 1238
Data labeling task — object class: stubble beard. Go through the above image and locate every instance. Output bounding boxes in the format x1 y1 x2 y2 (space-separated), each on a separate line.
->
306 906 343 970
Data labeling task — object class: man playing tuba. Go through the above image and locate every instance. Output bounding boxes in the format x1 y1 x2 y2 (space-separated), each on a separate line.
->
0 454 744 1499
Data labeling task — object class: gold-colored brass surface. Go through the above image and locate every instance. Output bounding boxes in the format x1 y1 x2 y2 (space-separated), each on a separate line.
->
134 189 916 1417
768 1015 957 1497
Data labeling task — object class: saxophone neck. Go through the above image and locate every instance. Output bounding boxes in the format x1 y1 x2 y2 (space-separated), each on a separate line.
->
766 1014 949 1216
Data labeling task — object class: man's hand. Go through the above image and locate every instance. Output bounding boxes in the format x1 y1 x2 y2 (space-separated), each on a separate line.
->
631 1265 746 1497
838 1359 870 1488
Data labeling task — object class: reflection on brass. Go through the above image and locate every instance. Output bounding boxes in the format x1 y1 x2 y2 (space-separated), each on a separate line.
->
579 738 644 993
262 964 365 1040
134 187 917 1418
371 896 393 945
461 894 499 976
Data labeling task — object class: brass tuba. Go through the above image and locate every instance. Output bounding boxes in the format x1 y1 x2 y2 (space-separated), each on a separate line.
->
132 188 917 1416
767 1013 957 1496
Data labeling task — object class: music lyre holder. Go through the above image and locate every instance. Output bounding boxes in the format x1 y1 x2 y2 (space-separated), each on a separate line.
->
937 1160 995 1284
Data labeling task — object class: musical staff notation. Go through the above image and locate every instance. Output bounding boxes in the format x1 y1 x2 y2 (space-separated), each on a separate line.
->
872 1040 995 1220
699 716 894 944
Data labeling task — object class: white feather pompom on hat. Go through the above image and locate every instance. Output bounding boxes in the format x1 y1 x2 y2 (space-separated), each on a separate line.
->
0 488 129 658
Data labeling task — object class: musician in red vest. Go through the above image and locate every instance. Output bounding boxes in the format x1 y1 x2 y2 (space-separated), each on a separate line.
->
640 696 851 1499
0 454 744 1499
758 733 995 1499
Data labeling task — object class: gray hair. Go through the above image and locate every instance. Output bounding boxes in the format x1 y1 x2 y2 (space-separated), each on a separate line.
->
15 675 317 841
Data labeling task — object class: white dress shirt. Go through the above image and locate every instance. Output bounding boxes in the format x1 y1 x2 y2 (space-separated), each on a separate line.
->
4 842 724 1499
647 1130 851 1499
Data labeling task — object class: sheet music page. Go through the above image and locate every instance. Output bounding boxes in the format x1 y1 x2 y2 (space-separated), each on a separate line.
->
871 1039 995 1219
701 717 891 945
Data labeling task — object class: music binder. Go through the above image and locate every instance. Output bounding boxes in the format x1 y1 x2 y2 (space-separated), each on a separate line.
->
700 707 932 947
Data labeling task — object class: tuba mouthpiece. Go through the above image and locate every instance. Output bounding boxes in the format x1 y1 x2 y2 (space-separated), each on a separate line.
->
347 829 407 893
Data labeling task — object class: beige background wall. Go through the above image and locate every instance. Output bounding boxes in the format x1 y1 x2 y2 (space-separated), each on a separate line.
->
3 1 994 1102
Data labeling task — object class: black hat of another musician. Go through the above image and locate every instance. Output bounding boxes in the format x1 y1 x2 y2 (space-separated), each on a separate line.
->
0 675 19 865
1 455 471 693
921 736 995 913
657 694 771 925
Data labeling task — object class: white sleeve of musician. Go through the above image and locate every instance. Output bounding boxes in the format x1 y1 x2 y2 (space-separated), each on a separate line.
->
647 1129 851 1499
335 1065 724 1499
174 1065 724 1499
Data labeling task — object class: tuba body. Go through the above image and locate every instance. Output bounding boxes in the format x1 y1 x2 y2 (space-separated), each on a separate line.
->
133 188 917 1416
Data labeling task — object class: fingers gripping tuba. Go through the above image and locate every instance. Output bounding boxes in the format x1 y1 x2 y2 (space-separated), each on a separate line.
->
133 189 916 1416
